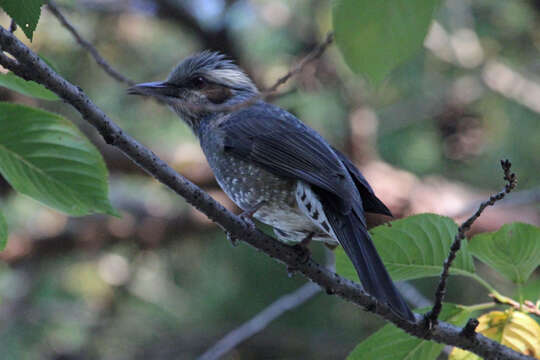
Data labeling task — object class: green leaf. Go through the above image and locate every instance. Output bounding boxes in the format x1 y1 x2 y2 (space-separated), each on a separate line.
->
0 72 59 101
0 211 6 250
469 223 540 284
336 214 475 282
0 0 44 41
0 103 117 216
333 0 440 83
520 275 540 302
348 303 471 360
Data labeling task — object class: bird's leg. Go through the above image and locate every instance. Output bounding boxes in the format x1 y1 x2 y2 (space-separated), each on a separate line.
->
239 201 266 222
291 232 314 265
228 201 266 247
300 232 315 247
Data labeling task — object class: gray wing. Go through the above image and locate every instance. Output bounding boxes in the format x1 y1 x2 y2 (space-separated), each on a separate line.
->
219 103 358 215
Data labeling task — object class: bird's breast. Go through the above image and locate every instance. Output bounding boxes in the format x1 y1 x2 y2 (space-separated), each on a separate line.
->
200 137 319 235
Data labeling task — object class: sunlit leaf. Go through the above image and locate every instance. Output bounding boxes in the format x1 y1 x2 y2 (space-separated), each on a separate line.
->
0 72 59 101
0 103 117 216
469 223 540 284
348 303 471 360
449 310 540 359
336 214 475 282
0 211 6 250
0 0 44 40
333 0 440 82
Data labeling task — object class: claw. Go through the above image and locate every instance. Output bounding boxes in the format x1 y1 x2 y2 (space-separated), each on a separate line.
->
292 243 311 264
300 232 314 246
227 232 239 247
286 266 297 278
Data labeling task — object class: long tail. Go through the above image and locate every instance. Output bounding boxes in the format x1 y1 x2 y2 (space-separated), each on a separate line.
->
328 211 415 321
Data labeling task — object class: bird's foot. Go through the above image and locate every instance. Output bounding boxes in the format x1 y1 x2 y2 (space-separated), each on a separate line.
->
421 312 435 339
300 232 314 247
226 232 240 247
286 266 297 278
292 242 311 265
232 201 267 246
291 233 314 265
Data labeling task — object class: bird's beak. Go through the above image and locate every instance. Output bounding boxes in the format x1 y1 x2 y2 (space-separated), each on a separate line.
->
127 81 178 98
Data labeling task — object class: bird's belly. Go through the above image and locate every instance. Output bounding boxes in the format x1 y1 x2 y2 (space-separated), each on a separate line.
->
206 154 325 241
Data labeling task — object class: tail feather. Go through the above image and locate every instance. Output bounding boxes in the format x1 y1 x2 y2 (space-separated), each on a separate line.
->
328 212 415 321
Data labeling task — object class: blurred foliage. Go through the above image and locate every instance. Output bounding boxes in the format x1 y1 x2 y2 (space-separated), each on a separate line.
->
333 0 440 83
0 0 539 359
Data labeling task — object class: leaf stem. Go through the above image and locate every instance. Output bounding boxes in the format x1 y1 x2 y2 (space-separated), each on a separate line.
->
464 302 496 312
517 283 524 310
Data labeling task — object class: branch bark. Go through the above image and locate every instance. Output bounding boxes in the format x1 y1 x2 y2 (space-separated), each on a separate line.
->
0 26 533 360
427 160 517 323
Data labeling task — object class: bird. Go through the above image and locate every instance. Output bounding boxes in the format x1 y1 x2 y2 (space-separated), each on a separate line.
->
128 51 415 322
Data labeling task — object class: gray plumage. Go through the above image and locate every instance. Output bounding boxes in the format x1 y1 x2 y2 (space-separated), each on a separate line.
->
128 51 415 322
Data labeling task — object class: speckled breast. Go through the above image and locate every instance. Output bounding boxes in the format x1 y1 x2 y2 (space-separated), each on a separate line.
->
199 125 319 235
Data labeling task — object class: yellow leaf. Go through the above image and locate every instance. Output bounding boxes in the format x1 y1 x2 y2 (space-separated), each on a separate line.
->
449 310 540 359
449 347 481 360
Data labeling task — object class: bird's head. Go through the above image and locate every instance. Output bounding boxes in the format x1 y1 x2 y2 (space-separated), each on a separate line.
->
128 51 258 129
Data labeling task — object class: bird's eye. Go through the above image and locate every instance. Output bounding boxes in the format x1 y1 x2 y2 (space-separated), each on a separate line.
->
191 76 207 89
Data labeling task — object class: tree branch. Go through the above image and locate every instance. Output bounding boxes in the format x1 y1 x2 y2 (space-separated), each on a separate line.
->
199 282 321 360
427 159 517 323
46 0 135 86
0 26 533 360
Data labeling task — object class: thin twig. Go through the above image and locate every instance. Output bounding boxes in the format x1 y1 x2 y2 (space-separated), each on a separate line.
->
50 0 332 113
489 294 540 317
427 159 517 324
46 0 135 86
199 249 334 359
266 32 334 93
0 27 534 360
199 283 321 360
450 185 540 219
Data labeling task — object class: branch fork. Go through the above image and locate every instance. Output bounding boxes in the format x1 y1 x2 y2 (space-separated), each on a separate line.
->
426 159 518 326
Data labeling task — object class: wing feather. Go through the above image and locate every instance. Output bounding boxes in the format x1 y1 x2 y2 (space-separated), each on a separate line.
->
221 103 355 213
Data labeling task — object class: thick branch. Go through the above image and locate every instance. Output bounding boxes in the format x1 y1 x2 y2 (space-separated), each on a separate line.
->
0 27 533 360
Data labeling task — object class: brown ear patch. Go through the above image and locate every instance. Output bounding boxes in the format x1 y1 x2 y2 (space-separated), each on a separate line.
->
203 85 232 104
